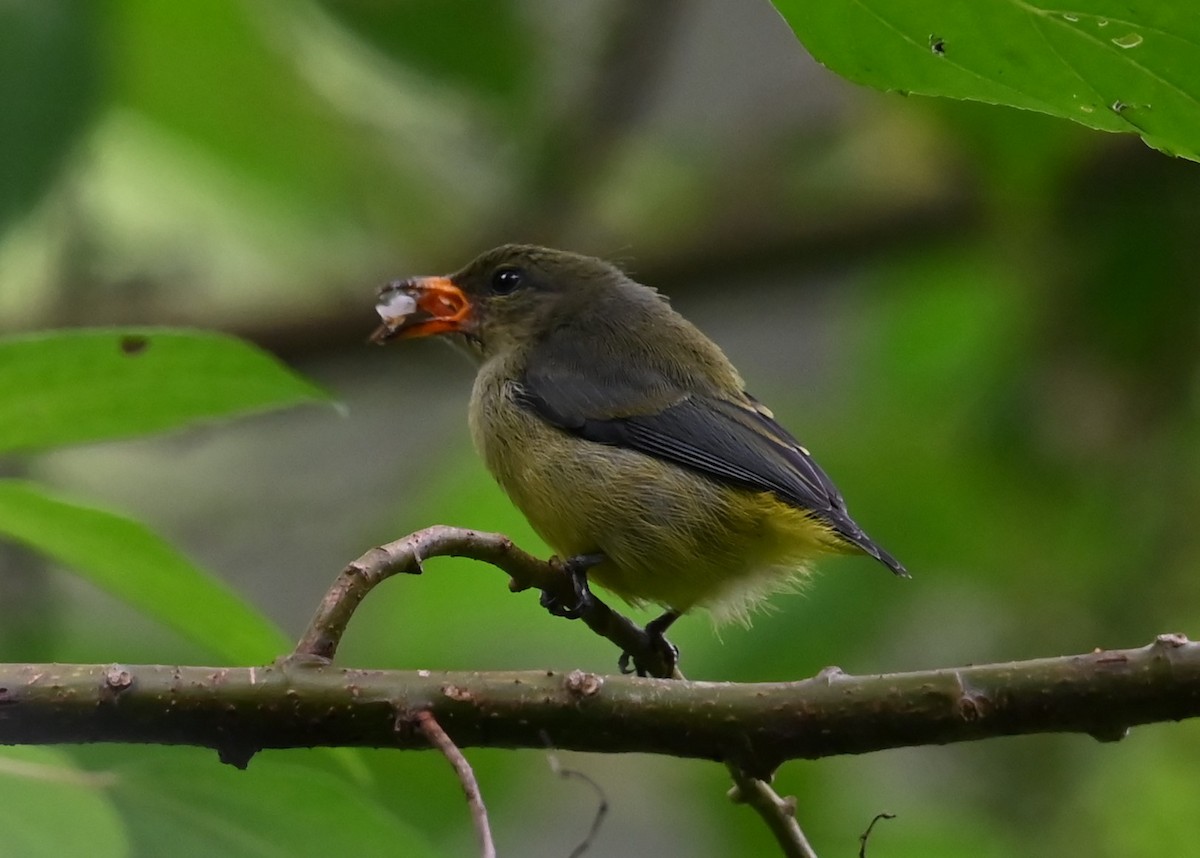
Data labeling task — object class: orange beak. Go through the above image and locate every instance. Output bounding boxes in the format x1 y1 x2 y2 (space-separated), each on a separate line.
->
369 276 473 343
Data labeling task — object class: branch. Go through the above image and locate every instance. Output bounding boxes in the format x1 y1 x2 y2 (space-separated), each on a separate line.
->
727 761 817 858
14 527 1198 857
294 526 676 678
1 636 1197 775
415 710 495 858
8 528 1198 857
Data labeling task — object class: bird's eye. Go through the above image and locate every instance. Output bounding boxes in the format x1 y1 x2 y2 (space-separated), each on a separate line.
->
490 266 525 295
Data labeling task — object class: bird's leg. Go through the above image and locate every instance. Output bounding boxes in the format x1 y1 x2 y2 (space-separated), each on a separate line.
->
618 609 681 677
540 552 605 620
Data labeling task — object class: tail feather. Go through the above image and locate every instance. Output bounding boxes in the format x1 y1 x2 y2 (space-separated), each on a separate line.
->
842 527 909 578
867 540 909 578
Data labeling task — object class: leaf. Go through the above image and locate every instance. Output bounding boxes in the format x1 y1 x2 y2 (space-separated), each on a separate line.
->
109 0 360 208
0 480 289 664
0 2 101 233
317 0 533 107
0 747 127 858
110 750 439 858
773 0 1200 160
0 329 331 455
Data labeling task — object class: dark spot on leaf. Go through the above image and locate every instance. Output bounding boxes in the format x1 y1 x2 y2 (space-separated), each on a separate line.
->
119 335 149 355
929 34 946 55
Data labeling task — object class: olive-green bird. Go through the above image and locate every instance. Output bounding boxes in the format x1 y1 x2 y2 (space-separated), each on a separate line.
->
371 245 906 664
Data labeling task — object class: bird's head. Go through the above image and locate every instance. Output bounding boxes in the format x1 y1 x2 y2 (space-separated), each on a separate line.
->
370 244 654 360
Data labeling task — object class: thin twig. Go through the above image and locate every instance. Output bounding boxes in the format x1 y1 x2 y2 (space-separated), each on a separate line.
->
416 710 495 858
292 525 675 676
726 762 818 857
858 812 896 858
544 742 609 858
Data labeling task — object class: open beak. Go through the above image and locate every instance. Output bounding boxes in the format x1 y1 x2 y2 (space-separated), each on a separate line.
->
369 276 473 343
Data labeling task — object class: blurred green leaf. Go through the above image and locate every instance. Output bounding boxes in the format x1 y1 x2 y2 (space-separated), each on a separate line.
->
0 1 101 234
318 0 532 107
110 749 439 858
1073 730 1200 856
0 329 330 455
774 0 1200 160
108 0 362 208
921 99 1096 212
0 480 289 663
860 247 1028 406
0 747 127 858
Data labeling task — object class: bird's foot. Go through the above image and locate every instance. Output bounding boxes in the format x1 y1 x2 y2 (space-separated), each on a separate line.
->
540 552 605 620
619 610 682 677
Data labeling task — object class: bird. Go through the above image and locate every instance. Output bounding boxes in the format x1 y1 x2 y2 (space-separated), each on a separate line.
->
371 244 906 671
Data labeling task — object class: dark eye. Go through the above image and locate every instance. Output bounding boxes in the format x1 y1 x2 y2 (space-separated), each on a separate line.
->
491 266 525 295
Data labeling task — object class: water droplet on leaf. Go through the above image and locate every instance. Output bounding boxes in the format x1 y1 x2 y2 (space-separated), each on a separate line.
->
1112 33 1143 48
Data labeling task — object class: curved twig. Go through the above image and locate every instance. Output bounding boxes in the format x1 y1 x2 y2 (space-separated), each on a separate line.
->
858 812 896 858
293 525 675 676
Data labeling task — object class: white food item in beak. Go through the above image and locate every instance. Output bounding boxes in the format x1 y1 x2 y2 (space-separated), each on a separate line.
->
376 290 417 326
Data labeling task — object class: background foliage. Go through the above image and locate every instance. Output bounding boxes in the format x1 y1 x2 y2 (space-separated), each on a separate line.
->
2 1 1198 856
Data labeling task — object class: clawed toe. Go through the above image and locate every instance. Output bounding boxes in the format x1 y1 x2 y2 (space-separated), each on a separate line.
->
619 610 682 677
540 552 605 620
539 586 593 619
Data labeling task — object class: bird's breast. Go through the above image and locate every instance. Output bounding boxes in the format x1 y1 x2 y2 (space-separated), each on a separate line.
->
468 361 596 554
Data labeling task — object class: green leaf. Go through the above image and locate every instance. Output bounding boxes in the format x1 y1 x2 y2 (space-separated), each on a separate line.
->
110 750 439 858
0 747 127 858
0 2 101 234
0 480 289 663
0 329 331 455
109 0 360 209
318 0 532 107
773 0 1200 160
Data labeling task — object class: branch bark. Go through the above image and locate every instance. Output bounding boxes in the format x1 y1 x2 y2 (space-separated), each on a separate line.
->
1 636 1197 776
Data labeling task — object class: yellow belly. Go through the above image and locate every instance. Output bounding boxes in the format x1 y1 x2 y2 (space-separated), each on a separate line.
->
469 367 849 624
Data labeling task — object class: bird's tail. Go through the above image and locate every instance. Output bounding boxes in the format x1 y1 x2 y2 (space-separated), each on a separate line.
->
844 529 909 578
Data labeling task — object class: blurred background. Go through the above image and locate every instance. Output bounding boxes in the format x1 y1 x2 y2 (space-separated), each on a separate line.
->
2 0 1199 855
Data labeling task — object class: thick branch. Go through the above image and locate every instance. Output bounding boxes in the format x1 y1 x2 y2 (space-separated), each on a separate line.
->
1 636 1197 775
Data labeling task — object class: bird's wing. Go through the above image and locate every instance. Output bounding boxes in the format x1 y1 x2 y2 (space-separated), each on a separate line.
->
516 355 906 575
